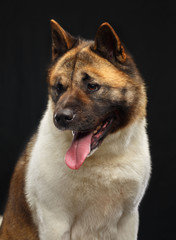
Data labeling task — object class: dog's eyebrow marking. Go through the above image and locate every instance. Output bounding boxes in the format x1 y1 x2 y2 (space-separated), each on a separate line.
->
82 73 91 82
121 87 127 95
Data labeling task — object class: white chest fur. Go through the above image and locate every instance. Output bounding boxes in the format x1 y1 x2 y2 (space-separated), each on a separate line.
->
25 102 151 240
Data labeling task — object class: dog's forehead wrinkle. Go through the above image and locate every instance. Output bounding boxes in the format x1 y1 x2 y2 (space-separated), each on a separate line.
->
66 47 92 86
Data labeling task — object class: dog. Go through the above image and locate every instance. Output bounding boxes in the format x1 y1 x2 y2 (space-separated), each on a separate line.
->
0 20 151 240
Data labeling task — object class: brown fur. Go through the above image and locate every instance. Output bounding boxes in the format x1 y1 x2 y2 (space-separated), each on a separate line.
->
0 136 39 240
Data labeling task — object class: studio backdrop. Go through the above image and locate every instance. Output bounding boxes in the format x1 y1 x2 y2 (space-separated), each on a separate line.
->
0 1 176 239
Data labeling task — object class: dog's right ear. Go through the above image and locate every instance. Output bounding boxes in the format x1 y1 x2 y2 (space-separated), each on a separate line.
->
50 20 77 61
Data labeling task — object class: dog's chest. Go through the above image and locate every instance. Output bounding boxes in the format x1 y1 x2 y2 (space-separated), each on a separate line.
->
34 172 123 240
27 148 125 239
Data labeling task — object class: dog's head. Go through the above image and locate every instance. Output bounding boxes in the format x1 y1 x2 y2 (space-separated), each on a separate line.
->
47 20 146 169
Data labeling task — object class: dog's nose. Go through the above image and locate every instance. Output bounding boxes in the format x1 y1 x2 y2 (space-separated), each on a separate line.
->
54 109 75 128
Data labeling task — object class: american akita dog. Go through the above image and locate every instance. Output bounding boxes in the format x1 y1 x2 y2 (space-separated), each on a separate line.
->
0 20 151 240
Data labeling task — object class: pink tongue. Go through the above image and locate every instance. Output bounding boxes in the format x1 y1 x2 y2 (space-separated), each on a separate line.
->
65 132 93 170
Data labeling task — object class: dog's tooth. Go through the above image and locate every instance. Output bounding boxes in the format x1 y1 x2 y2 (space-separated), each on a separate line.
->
96 125 101 131
72 131 74 136
93 125 101 135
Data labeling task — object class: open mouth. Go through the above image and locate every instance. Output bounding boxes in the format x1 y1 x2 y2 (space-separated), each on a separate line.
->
65 118 114 170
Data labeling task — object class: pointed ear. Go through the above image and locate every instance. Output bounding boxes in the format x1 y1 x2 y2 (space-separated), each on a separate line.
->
94 22 126 63
50 19 77 61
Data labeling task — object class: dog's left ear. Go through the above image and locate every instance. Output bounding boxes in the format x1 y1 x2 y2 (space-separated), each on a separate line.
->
94 22 126 63
50 19 77 61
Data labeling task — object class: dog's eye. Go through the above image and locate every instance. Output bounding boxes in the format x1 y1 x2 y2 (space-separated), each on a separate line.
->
56 83 64 92
87 83 100 92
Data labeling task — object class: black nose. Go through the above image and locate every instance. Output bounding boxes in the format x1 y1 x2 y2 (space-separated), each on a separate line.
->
54 109 75 129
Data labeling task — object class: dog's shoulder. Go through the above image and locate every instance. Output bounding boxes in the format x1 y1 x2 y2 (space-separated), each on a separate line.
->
0 135 39 240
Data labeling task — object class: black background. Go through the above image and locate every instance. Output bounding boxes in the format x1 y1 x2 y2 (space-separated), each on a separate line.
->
0 1 176 239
